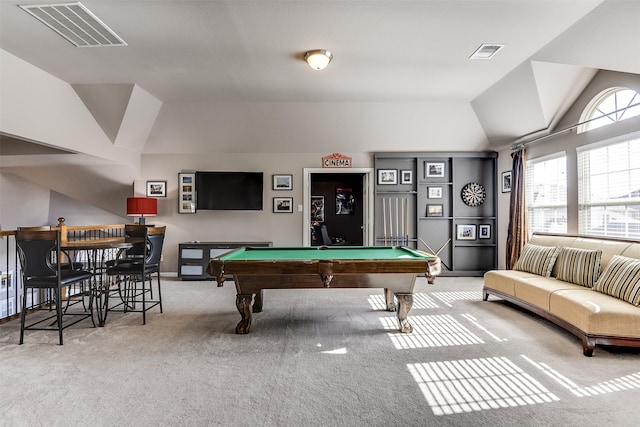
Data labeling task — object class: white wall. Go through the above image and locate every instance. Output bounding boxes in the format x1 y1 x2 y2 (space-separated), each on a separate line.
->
0 172 50 230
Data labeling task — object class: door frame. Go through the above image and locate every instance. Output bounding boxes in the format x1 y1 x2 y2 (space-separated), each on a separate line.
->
302 168 374 246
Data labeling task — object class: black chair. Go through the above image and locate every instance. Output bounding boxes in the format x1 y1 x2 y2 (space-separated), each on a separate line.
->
106 225 165 324
320 224 348 246
15 229 94 345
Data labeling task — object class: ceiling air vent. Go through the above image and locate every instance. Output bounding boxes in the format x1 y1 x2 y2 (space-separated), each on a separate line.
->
470 44 505 60
19 2 126 47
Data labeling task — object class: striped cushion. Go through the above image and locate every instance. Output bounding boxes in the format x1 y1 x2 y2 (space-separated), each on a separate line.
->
513 244 559 277
555 247 602 287
593 255 640 306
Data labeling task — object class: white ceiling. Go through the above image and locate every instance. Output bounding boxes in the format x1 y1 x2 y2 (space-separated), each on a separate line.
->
1 0 639 148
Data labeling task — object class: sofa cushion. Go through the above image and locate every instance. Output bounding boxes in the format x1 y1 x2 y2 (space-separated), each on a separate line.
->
484 270 539 297
593 255 640 306
555 247 602 287
549 288 640 337
513 276 583 311
513 243 559 277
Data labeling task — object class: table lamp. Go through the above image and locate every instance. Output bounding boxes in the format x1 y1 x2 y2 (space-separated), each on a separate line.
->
126 197 157 225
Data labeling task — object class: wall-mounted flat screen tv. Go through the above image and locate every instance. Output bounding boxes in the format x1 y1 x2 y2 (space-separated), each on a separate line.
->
195 171 263 211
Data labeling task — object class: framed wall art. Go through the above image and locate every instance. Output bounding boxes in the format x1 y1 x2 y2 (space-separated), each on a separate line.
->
377 169 397 185
336 187 354 215
273 197 293 213
426 204 443 217
178 172 196 213
456 224 476 240
426 162 445 178
428 187 442 199
401 170 413 184
501 171 512 193
479 224 491 239
146 180 167 197
273 174 293 190
311 195 325 222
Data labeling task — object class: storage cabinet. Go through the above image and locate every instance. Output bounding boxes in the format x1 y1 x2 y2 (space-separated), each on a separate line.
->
178 241 272 280
374 152 497 276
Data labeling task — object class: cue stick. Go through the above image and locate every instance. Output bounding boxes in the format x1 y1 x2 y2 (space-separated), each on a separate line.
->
388 197 393 246
382 197 387 245
400 197 404 245
395 197 399 245
418 237 437 255
405 197 409 245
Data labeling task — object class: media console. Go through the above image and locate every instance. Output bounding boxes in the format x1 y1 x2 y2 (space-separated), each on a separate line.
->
178 241 272 280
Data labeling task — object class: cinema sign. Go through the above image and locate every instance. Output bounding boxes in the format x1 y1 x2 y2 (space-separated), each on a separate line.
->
322 153 352 168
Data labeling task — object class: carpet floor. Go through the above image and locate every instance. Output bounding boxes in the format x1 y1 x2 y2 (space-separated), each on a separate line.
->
1 276 639 426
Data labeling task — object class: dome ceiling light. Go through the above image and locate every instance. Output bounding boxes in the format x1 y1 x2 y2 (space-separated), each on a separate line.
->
304 49 333 70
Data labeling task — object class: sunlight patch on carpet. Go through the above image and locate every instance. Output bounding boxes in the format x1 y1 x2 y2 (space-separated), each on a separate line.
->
408 356 559 416
382 314 484 349
432 290 484 307
461 313 507 342
367 293 438 310
521 355 640 397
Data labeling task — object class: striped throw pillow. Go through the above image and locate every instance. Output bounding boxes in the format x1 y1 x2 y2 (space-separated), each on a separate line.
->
555 247 602 287
513 244 559 277
593 255 640 306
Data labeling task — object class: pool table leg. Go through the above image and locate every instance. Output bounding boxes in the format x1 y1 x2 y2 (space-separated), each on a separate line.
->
383 288 397 311
395 293 414 333
252 289 264 313
235 294 253 334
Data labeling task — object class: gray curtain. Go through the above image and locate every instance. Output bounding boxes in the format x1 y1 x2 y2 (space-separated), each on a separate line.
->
506 149 528 269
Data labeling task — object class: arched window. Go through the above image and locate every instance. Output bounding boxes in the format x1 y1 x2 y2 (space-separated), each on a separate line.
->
578 87 640 133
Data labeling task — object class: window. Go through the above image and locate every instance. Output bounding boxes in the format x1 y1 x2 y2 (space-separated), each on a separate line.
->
578 87 640 133
526 154 567 235
578 137 640 238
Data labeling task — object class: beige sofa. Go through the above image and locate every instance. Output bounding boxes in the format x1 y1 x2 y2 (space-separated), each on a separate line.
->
483 233 640 356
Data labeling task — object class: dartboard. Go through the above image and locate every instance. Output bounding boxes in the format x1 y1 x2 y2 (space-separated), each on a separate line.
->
461 182 486 206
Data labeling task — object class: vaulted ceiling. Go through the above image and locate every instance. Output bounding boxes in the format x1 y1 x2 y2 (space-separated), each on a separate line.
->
1 0 639 154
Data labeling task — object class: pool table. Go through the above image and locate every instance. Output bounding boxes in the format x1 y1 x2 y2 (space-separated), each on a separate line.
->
207 246 440 334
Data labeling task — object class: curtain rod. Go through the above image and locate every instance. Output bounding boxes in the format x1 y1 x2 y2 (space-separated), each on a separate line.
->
511 101 640 152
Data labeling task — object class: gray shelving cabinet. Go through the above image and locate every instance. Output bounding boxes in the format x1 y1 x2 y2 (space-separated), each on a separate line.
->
374 152 498 276
178 241 272 280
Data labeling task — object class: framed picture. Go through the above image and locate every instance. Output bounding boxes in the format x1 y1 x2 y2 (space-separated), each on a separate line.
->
501 171 512 193
273 197 293 213
311 195 325 222
400 170 413 184
479 224 491 239
336 187 355 215
273 174 293 190
456 224 476 240
146 180 167 197
426 204 443 217
426 162 445 178
178 173 196 213
428 187 442 199
377 169 397 185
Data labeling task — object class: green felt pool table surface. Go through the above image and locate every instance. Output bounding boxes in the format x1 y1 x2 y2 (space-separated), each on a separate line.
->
219 246 431 261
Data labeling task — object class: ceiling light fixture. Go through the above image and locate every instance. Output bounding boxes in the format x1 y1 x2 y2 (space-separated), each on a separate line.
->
304 49 333 70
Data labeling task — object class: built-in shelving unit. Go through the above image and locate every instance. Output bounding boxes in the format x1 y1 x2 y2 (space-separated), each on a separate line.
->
178 241 272 280
374 152 498 276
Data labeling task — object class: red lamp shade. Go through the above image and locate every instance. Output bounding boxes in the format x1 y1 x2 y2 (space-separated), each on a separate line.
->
126 197 157 224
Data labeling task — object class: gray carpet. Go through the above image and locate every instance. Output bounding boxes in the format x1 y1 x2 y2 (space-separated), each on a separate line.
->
1 276 639 426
